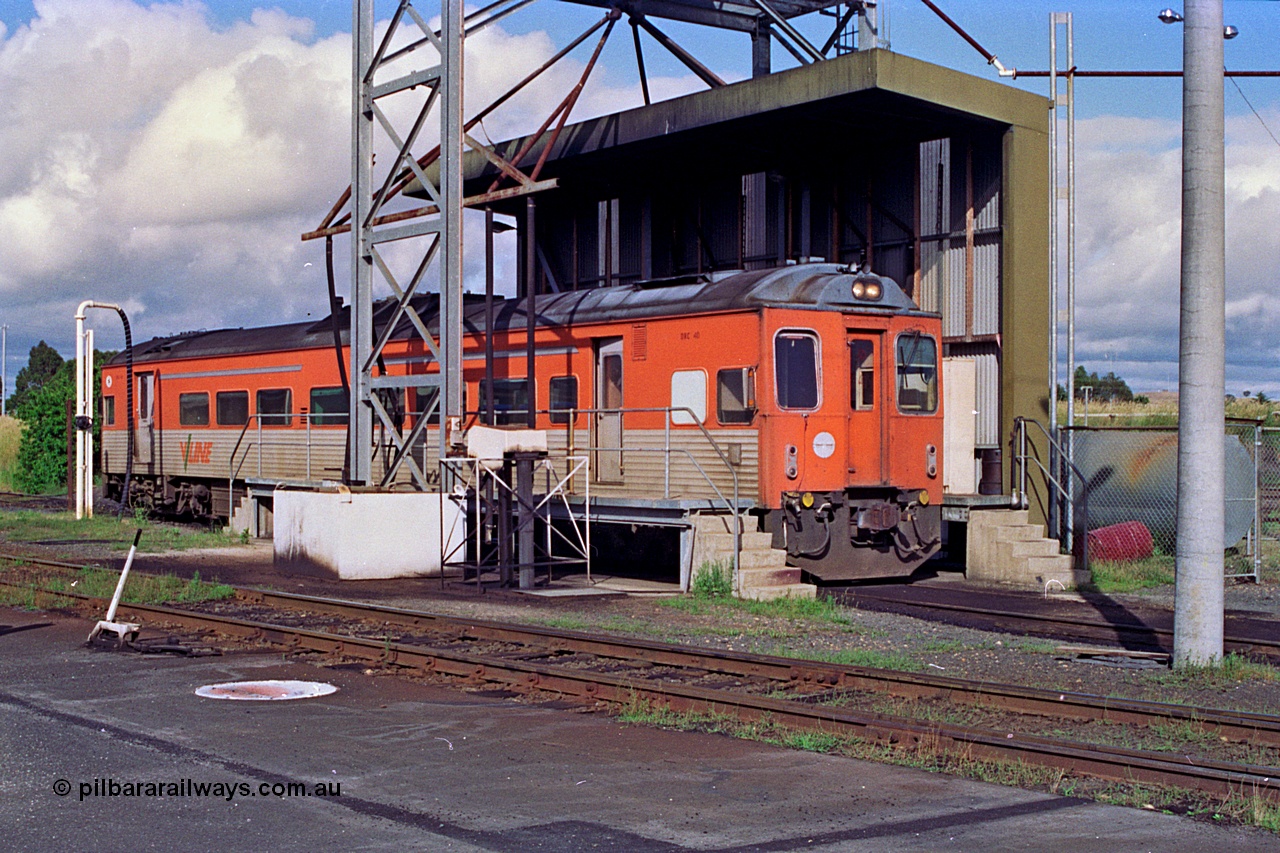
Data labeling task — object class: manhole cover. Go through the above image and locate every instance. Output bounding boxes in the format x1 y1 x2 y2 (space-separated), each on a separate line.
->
195 680 338 701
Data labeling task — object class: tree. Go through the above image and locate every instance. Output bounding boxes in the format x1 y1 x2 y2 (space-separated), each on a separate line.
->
7 341 65 413
11 349 117 495
1070 365 1134 404
13 361 74 493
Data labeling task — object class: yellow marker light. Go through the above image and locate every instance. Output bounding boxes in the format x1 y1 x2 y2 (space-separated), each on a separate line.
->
917 490 930 506
801 492 815 508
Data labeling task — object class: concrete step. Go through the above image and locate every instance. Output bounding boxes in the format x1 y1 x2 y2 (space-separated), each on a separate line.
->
700 531 775 551
738 566 804 589
968 508 1030 531
994 537 1061 564
738 582 817 602
994 524 1045 543
700 548 790 570
1026 555 1090 589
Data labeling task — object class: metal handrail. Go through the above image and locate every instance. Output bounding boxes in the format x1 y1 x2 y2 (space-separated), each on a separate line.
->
227 412 348 525
1013 416 1090 573
556 404 744 591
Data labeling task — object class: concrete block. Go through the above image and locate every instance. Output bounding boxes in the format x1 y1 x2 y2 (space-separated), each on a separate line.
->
274 490 464 580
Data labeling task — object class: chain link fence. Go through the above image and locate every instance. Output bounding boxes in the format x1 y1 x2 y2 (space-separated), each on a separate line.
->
1058 423 1263 580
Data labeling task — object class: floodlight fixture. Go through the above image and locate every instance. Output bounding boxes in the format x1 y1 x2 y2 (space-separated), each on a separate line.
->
1158 8 1183 24
1223 25 1239 40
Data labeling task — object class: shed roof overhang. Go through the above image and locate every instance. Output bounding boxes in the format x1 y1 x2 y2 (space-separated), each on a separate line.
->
407 48 1049 205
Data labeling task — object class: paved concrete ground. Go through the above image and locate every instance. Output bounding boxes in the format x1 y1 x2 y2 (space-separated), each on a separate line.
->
2 609 1275 852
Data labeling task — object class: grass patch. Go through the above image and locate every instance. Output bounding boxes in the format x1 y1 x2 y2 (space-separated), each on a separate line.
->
658 589 857 631
1155 652 1280 689
1088 554 1175 593
0 417 22 493
41 567 234 605
807 647 923 672
0 511 239 553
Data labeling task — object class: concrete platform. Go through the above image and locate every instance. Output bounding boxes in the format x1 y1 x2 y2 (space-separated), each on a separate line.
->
2 610 1275 851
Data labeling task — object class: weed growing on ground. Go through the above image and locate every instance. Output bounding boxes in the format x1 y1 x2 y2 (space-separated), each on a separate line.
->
806 647 923 672
1154 652 1279 689
690 560 733 598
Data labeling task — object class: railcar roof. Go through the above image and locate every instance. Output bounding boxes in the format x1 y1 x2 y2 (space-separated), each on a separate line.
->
109 264 935 365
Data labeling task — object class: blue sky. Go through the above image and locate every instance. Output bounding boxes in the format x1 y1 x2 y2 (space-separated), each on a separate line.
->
0 0 1278 397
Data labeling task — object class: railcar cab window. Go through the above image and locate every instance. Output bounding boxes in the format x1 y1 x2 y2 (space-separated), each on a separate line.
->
102 396 115 427
774 331 820 410
179 392 210 426
256 388 292 426
895 332 939 414
217 391 249 426
549 376 578 425
670 370 707 425
717 367 756 425
310 387 349 426
849 341 875 411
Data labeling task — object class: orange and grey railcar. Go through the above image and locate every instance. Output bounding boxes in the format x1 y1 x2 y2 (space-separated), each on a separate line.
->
100 263 943 580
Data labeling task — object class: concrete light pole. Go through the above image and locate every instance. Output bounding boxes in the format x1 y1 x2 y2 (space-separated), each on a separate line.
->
1173 0 1226 667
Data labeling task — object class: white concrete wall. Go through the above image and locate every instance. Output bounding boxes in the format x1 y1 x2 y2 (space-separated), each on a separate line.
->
273 490 464 580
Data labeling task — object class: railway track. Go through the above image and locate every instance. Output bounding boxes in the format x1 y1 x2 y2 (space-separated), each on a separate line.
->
2 566 1278 804
837 585 1280 663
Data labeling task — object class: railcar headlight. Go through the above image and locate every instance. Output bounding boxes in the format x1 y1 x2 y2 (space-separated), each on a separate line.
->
851 276 884 301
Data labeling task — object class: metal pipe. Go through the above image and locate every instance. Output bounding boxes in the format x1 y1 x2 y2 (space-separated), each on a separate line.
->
485 208 496 425
104 529 142 624
525 197 537 429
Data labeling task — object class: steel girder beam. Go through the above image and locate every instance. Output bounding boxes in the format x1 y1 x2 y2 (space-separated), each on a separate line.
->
351 0 465 486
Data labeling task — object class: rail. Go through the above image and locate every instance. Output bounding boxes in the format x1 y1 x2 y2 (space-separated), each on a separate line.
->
1012 416 1090 572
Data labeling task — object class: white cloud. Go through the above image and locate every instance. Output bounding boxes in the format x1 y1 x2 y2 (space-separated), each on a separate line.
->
1069 111 1280 395
0 1 714 367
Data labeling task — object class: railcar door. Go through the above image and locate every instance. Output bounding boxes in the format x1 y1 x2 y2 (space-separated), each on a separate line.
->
136 371 155 466
846 332 886 484
594 338 624 483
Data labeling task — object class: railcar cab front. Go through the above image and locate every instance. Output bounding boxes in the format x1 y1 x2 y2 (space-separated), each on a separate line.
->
755 268 944 582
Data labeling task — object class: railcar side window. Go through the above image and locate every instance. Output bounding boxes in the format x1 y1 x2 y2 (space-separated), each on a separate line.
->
310 387 349 426
717 368 756 425
774 331 820 410
670 370 707 425
849 341 875 411
549 376 578 425
217 391 249 426
256 388 293 426
102 396 115 427
179 392 210 426
895 332 939 414
485 379 530 426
